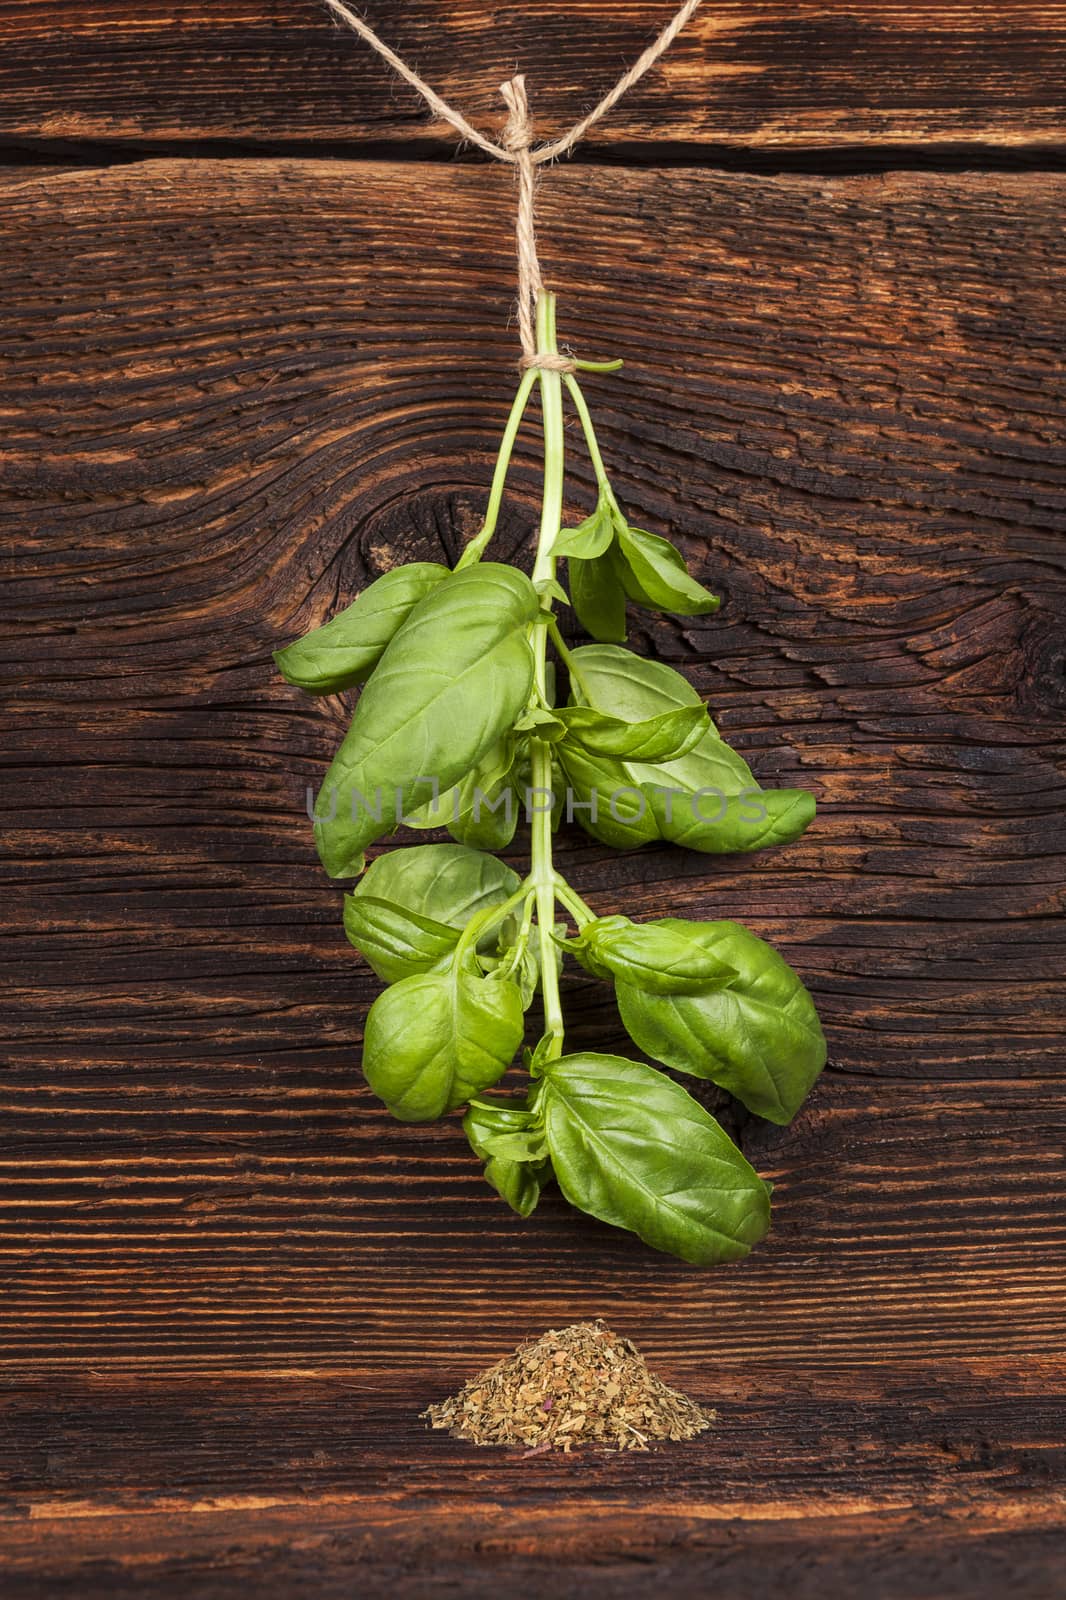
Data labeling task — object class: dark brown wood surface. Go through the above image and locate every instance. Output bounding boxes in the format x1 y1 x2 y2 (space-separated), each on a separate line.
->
2 3 1066 1594
2 1 1066 154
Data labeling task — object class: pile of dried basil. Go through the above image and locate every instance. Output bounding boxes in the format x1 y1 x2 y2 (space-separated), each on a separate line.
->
423 1320 713 1453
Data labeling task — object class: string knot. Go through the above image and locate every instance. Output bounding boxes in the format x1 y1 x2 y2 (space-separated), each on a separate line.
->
500 74 533 155
520 351 578 373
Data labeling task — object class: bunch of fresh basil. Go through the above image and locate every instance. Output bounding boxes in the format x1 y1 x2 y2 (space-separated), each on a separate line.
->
275 293 825 1265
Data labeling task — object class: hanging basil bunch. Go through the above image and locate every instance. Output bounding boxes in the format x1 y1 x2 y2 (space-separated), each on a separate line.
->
275 294 825 1266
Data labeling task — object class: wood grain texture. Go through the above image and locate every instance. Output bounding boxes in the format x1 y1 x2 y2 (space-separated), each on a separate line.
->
1 1370 1064 1596
2 159 1065 1593
2 1 1066 153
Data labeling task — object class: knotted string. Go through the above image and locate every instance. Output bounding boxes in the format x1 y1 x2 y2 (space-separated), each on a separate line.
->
500 74 573 370
320 0 704 364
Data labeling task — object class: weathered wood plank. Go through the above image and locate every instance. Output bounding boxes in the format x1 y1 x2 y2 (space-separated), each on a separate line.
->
0 1074 1063 1375
1 158 1064 1590
2 2 1066 153
1 1368 1064 1596
3 1486 1063 1599
3 158 1064 1077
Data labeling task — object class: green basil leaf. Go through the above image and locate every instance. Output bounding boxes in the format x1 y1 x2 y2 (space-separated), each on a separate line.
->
464 1099 551 1217
313 564 539 877
513 916 563 1012
484 1160 550 1217
407 738 521 850
615 919 826 1124
554 740 660 850
565 645 816 855
570 643 703 721
448 776 521 850
524 1033 557 1076
535 576 571 607
346 843 521 981
575 914 738 994
614 523 719 617
647 782 817 855
537 1052 771 1265
556 703 709 762
362 954 524 1122
497 940 540 1011
553 502 615 561
514 707 566 740
343 894 459 983
568 550 627 643
274 563 449 692
473 1129 548 1161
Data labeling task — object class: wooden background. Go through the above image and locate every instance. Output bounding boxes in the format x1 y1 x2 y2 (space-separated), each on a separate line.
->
2 3 1065 1595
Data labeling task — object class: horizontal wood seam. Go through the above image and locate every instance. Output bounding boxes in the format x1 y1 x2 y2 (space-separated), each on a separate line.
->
2 137 1066 176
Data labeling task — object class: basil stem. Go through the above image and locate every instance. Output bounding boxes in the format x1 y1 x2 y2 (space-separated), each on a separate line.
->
546 616 595 703
530 291 567 1059
455 366 538 571
562 371 619 511
551 874 595 930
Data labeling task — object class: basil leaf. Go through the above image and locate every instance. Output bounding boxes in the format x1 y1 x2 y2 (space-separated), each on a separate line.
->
536 1052 771 1265
464 1099 551 1217
483 1160 549 1218
570 643 702 722
485 910 560 1013
494 939 540 1011
362 954 524 1122
408 738 521 850
648 781 816 855
614 523 719 617
556 703 709 762
535 576 570 607
554 739 660 850
524 1033 558 1076
346 842 521 981
313 564 539 877
514 707 566 740
568 550 627 643
615 919 826 1124
565 645 816 855
342 894 459 984
274 563 449 692
352 841 520 923
447 772 521 850
553 501 614 560
574 914 738 993
464 1099 548 1162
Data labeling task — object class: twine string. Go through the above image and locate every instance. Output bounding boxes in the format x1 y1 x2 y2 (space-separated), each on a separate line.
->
320 0 704 363
320 0 508 161
501 74 576 369
533 0 704 167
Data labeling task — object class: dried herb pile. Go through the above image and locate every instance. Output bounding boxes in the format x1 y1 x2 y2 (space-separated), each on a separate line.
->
422 1320 713 1453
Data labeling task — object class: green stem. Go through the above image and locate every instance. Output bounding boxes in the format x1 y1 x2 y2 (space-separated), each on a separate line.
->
455 367 538 570
573 356 624 374
547 617 594 705
563 372 621 514
532 302 564 589
552 875 596 929
530 292 566 1057
496 887 537 980
454 881 533 961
